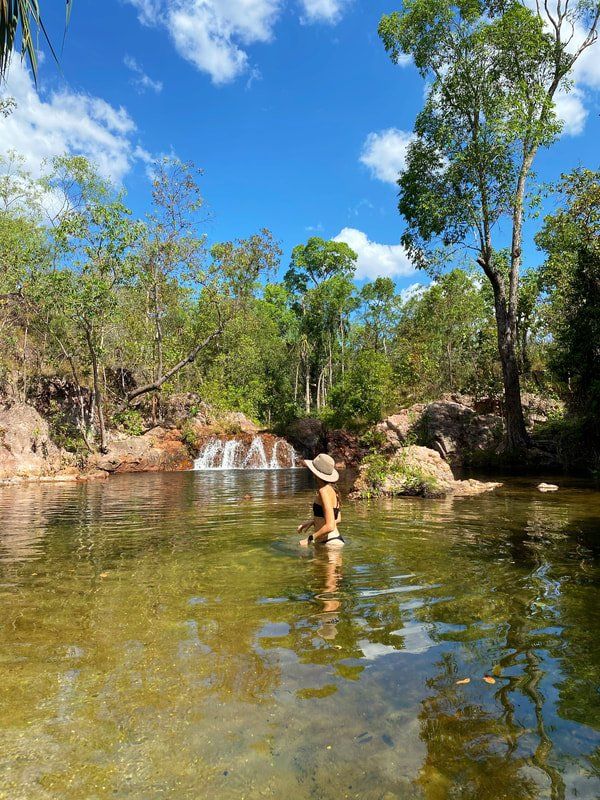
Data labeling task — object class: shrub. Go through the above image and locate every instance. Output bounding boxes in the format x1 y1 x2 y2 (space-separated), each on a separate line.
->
358 451 442 499
181 421 202 453
112 409 144 437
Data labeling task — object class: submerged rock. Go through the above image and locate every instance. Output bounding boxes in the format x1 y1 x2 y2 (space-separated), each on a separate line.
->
351 445 501 499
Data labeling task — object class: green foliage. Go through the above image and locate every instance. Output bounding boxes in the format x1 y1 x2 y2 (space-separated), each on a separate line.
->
358 427 387 452
284 237 357 292
180 421 202 453
113 409 144 437
534 414 600 476
326 349 395 429
46 404 88 457
533 169 600 473
392 270 500 400
358 451 441 499
536 169 600 417
361 452 391 493
0 1 73 83
0 143 596 472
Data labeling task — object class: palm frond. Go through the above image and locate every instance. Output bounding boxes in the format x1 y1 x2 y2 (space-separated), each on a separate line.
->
0 0 72 84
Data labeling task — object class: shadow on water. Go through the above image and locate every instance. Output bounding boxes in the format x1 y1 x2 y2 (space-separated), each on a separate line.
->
0 471 598 799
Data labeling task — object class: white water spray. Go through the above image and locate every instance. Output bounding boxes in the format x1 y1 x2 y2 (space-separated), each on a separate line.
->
193 435 297 471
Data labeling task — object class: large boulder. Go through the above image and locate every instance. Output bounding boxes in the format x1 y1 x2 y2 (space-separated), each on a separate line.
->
421 401 503 463
521 393 564 426
351 445 501 499
90 427 192 474
376 400 503 464
217 411 259 435
376 404 426 450
162 393 213 427
285 418 327 458
325 429 367 469
0 403 63 479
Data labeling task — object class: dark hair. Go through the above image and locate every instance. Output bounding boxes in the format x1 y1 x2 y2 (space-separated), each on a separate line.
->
334 486 342 508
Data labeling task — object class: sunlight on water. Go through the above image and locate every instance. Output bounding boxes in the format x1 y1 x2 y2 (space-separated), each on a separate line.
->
0 472 598 799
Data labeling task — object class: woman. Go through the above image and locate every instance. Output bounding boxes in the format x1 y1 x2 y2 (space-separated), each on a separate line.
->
298 453 345 547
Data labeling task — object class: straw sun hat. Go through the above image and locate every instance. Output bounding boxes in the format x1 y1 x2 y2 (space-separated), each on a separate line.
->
303 453 339 483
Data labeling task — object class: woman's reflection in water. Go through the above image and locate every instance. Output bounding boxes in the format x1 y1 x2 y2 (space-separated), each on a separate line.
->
312 546 344 640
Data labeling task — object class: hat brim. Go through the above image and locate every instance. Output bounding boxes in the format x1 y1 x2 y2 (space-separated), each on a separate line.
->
303 458 339 483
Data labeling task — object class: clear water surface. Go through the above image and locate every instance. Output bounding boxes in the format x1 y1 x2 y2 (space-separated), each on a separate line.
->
0 470 598 800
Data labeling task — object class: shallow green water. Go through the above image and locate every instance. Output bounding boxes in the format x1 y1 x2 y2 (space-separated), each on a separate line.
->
0 470 598 800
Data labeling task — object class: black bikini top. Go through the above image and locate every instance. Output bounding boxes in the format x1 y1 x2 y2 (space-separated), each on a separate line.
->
313 502 340 520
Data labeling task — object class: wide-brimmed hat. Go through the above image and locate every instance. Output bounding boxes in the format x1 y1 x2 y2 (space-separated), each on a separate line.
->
303 453 339 483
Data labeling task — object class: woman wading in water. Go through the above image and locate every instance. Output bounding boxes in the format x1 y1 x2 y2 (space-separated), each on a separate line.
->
298 453 345 547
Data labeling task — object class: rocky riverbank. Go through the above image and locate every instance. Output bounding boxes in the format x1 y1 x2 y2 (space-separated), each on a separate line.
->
0 392 567 492
285 394 565 499
350 445 502 500
0 399 277 484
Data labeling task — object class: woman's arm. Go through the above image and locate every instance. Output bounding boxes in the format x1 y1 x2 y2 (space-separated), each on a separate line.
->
297 518 315 534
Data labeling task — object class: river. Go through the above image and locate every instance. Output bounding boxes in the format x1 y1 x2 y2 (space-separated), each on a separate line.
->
0 470 598 799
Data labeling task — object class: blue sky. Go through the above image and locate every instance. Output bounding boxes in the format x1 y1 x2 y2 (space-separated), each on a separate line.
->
2 0 599 291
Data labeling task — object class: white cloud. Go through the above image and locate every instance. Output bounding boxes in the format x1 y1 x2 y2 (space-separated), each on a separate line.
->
553 86 588 136
127 0 352 84
334 227 415 280
1 60 144 184
128 0 281 85
399 282 426 303
124 55 163 93
360 128 414 185
521 1 600 135
550 15 600 136
572 32 600 89
348 197 374 217
299 0 347 24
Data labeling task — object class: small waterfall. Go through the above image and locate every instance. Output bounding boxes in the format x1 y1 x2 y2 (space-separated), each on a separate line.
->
221 439 240 469
242 436 268 469
193 435 298 471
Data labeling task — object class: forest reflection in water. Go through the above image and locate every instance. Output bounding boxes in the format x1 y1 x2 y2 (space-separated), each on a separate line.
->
0 470 598 800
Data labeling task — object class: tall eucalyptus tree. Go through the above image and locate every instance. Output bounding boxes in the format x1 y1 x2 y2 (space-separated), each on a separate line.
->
379 0 600 452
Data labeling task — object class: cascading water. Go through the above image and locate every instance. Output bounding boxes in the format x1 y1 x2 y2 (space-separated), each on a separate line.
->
193 435 298 471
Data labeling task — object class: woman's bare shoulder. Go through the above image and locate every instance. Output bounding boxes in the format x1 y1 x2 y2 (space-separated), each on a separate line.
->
318 485 336 503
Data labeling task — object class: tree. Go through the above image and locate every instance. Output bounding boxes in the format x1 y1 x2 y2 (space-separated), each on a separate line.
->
536 169 600 416
392 270 499 400
45 156 143 452
134 157 207 420
359 277 400 354
1 1 73 82
327 348 395 427
284 237 358 413
0 157 50 400
284 237 357 292
379 0 600 453
126 228 281 406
